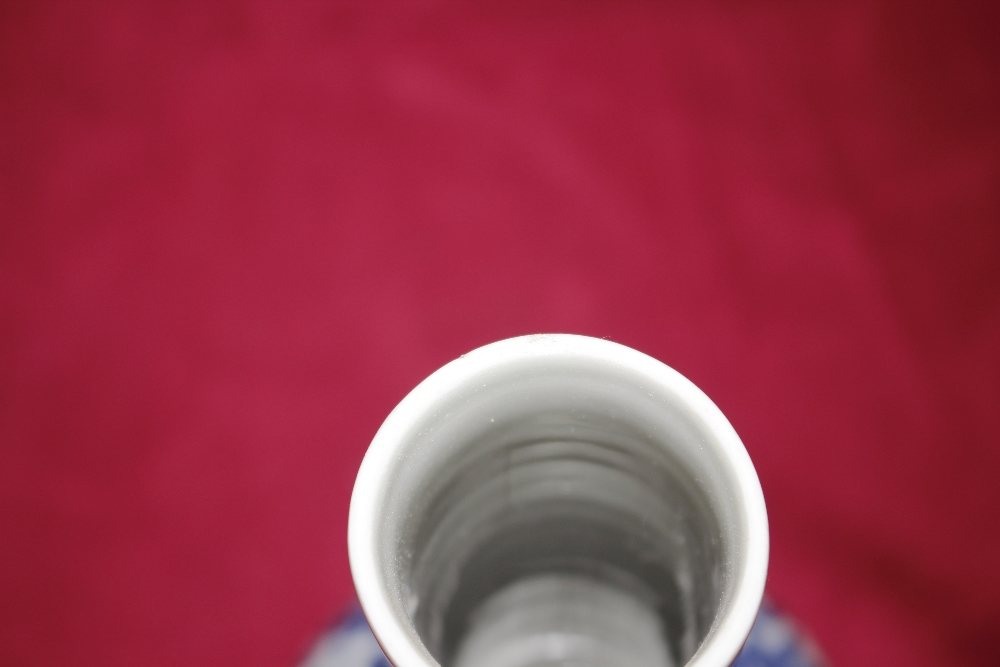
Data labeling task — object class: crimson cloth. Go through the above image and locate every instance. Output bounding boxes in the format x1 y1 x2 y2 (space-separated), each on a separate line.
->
1 2 998 666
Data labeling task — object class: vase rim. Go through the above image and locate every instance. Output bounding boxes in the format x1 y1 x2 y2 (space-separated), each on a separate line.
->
349 334 769 667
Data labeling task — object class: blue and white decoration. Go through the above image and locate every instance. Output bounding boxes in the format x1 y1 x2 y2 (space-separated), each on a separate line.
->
300 609 391 667
300 601 824 667
730 603 825 667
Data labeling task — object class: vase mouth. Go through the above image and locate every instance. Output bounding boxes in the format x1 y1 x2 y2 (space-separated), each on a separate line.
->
349 334 768 667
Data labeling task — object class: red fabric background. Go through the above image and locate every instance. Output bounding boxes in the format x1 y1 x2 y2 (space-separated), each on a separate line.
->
2 2 998 666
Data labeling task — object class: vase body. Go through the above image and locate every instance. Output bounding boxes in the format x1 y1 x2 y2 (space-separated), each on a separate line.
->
348 335 769 667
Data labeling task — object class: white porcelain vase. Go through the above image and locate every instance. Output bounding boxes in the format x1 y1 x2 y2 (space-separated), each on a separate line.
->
348 335 769 667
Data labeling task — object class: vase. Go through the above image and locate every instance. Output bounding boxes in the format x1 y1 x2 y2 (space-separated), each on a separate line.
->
346 335 770 667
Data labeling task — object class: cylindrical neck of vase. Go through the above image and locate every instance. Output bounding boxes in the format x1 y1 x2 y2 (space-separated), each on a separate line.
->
349 335 768 667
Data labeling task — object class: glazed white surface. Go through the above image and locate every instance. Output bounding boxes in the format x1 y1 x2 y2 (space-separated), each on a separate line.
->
349 335 768 667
